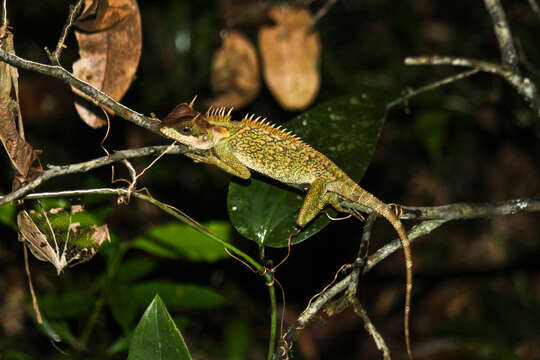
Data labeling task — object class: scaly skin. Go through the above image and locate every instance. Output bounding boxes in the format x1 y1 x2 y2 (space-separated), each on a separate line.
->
160 99 413 359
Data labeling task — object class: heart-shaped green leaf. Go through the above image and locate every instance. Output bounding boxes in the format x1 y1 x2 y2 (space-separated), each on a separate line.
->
128 295 192 360
227 91 390 247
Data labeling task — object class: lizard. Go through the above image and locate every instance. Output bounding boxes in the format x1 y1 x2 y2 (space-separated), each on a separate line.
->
159 98 413 359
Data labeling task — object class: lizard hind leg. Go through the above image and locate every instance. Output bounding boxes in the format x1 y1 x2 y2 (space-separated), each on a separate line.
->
296 179 334 227
327 192 365 222
297 179 364 227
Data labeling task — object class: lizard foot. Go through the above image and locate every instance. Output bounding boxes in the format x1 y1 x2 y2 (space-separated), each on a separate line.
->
350 208 366 222
388 203 403 218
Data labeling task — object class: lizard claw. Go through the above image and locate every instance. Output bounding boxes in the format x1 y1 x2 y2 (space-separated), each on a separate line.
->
388 203 403 218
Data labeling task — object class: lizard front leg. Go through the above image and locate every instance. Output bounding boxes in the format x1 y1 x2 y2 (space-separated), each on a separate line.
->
186 149 251 180
213 141 251 180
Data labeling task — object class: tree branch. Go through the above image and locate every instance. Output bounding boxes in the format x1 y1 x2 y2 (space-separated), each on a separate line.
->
483 0 520 73
273 196 540 358
0 145 202 206
528 0 540 22
45 0 84 65
387 68 480 109
0 48 161 132
404 55 540 116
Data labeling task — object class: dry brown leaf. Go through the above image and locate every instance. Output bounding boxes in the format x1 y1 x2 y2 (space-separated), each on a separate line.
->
75 0 133 31
258 6 321 110
18 210 61 266
0 98 34 175
209 30 260 109
0 97 43 191
0 29 41 192
17 207 111 275
0 31 18 99
72 0 142 128
91 224 110 245
0 36 42 191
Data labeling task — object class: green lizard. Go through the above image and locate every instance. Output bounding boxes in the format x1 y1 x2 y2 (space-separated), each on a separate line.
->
160 98 413 359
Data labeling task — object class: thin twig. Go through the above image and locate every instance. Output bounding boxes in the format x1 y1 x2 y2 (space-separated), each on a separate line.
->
404 55 540 116
14 187 273 282
273 195 540 358
45 0 84 65
387 68 480 109
23 244 43 324
1 0 7 27
483 0 520 73
347 214 392 359
347 212 377 297
351 298 391 360
528 0 540 22
0 49 161 132
364 219 448 273
0 145 199 206
399 197 540 220
308 0 338 31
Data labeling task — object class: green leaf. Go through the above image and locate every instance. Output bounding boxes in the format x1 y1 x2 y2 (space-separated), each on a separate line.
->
414 109 450 162
0 350 34 360
0 202 16 229
228 92 389 247
131 281 228 310
107 333 132 356
40 290 94 319
107 283 137 333
224 318 252 360
36 317 80 348
128 295 192 360
108 281 227 332
116 258 158 284
130 221 231 262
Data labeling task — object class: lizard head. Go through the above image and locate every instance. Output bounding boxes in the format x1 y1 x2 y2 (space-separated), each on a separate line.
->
160 99 215 149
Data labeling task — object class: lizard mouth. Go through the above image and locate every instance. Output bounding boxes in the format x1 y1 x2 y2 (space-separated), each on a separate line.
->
160 128 214 150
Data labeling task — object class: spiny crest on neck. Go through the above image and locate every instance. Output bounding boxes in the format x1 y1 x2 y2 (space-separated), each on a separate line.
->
206 105 233 124
241 113 307 146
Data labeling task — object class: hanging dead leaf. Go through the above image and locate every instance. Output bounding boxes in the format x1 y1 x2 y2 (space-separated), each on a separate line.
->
0 31 19 100
72 0 142 128
209 30 260 109
0 30 42 191
258 6 321 110
0 98 42 191
17 205 111 275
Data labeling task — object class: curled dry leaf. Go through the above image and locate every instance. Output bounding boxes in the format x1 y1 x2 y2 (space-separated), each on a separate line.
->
72 0 142 128
0 30 19 100
209 30 260 109
258 6 321 110
0 30 42 191
17 206 111 275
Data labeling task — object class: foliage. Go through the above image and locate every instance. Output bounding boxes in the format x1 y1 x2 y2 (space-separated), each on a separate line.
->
0 1 539 360
228 92 389 247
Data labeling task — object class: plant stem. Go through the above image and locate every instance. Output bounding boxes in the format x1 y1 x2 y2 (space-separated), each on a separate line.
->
266 276 277 360
79 243 128 347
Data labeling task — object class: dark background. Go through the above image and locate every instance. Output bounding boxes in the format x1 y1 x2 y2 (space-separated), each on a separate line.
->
1 0 540 359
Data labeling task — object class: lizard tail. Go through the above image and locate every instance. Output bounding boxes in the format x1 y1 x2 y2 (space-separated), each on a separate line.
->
352 186 413 360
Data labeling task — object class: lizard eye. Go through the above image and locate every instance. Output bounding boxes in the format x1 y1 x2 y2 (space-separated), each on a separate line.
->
181 126 192 135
